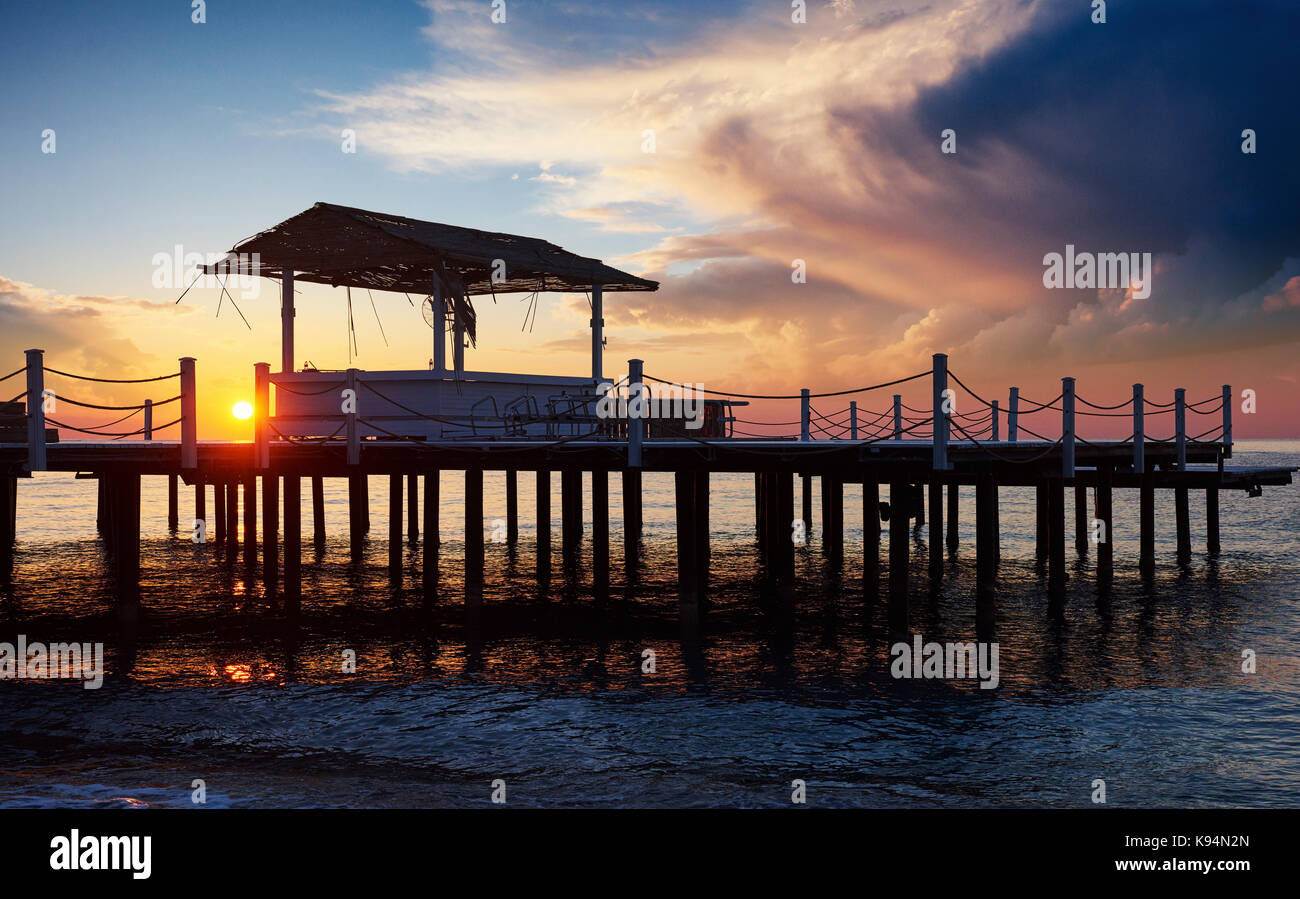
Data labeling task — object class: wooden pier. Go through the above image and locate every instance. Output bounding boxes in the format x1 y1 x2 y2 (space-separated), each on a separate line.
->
1 349 1292 637
1 204 1291 637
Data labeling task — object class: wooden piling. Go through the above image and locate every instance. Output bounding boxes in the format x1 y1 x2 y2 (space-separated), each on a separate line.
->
348 472 366 563
536 470 551 586
283 476 301 617
695 471 711 582
1139 475 1155 575
674 470 700 631
822 475 843 564
928 478 942 580
311 476 325 547
422 469 439 604
0 475 15 581
774 470 793 579
225 481 238 558
1074 484 1088 556
1206 488 1220 555
388 473 403 576
1048 478 1066 597
465 468 484 606
214 480 227 546
801 473 813 538
592 470 609 597
561 469 582 558
114 475 141 610
975 475 997 629
1035 481 1049 565
887 481 909 632
194 482 205 536
1175 487 1191 562
243 476 257 569
167 474 179 531
863 480 880 596
1096 467 1113 586
262 474 278 594
96 479 107 534
505 469 518 545
407 473 419 544
946 483 958 554
622 469 641 574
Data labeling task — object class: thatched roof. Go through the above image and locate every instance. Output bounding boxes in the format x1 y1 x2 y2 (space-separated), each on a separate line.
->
200 202 658 296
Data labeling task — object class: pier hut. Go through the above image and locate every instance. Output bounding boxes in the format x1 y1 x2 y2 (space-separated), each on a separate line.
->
207 202 659 439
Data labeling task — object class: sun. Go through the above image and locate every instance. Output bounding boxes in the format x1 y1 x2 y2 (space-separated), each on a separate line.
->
232 401 254 420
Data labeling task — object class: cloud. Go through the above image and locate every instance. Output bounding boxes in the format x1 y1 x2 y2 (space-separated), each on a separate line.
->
0 276 194 418
305 0 1300 400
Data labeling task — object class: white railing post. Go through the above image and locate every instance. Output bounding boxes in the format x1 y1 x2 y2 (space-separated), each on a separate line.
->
254 362 270 469
1133 383 1144 475
850 401 858 440
1175 387 1186 471
25 348 45 471
144 399 153 440
800 388 810 441
991 399 999 441
1008 387 1019 442
1062 376 1075 478
893 394 902 440
1222 384 1232 458
180 357 197 469
932 353 949 470
628 358 644 468
346 368 360 466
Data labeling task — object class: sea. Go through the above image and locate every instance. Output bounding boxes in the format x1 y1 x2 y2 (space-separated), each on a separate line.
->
1 441 1297 808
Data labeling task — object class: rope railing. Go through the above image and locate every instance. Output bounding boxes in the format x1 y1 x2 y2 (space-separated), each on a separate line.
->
42 366 180 383
642 370 929 400
45 415 180 439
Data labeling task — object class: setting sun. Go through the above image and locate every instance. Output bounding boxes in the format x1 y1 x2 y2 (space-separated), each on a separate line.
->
232 401 253 420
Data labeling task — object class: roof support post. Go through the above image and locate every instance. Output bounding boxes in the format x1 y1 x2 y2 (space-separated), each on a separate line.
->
452 294 465 380
591 284 604 381
281 270 294 374
432 274 445 375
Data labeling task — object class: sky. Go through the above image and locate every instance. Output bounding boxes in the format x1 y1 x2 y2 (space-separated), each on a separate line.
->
1 0 1297 438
